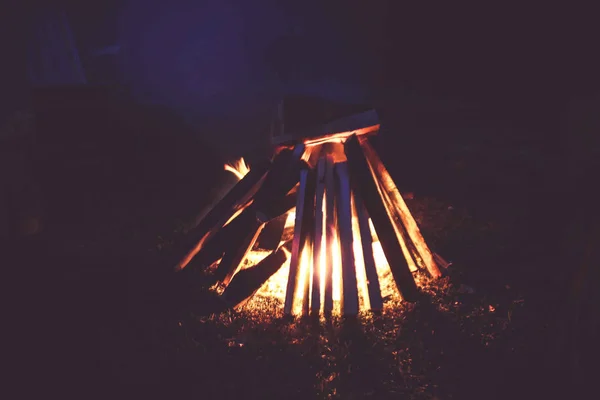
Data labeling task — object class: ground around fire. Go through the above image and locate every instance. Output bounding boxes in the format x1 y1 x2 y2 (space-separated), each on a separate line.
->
6 180 559 399
3 101 575 399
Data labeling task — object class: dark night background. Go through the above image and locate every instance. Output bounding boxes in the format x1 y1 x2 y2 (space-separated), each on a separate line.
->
2 0 599 398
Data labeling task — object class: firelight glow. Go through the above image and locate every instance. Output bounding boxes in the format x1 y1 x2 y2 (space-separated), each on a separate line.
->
223 155 402 315
224 157 250 180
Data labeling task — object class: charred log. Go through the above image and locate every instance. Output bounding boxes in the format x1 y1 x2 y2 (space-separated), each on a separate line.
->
323 154 336 314
173 159 271 271
213 144 305 286
335 162 359 315
214 212 266 286
256 214 287 251
191 191 297 269
311 156 327 313
283 166 316 315
344 135 419 302
300 169 317 316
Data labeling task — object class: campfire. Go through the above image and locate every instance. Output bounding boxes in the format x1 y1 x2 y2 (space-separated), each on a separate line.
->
174 108 445 317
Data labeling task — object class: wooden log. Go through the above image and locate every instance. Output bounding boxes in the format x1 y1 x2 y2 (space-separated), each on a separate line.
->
323 154 336 314
271 109 380 147
358 142 420 273
353 192 383 311
335 162 359 315
283 168 313 315
212 209 264 285
300 169 317 316
256 214 287 251
255 191 297 250
253 146 306 212
173 159 271 271
218 220 266 287
311 156 327 313
212 145 305 286
196 191 297 267
433 252 452 270
377 185 421 273
360 138 441 278
344 135 419 301
221 242 291 309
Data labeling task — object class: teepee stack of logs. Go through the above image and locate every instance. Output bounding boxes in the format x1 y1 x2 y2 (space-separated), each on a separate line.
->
173 99 445 316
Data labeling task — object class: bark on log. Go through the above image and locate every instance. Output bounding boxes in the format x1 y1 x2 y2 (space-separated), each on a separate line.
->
255 191 297 250
335 162 359 316
283 166 318 315
211 209 261 284
256 214 287 251
353 192 383 311
311 156 327 313
284 169 308 314
323 154 336 314
212 145 305 286
253 146 306 213
221 241 291 309
301 169 317 316
215 216 266 286
360 138 441 278
173 159 271 271
194 191 297 268
344 135 419 302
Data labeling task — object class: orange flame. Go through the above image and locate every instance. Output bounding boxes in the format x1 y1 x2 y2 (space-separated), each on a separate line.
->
224 157 250 180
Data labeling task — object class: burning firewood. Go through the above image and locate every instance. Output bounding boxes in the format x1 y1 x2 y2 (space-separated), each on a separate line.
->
173 159 271 271
323 154 336 314
213 145 306 286
257 214 287 251
335 162 359 315
188 191 297 270
360 138 442 278
213 211 266 286
300 169 317 316
311 156 327 314
353 193 383 311
175 107 445 317
284 167 316 315
344 134 419 302
255 192 298 251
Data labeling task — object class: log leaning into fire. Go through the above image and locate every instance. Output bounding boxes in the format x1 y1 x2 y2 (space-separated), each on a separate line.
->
360 138 441 278
214 212 266 286
323 154 336 314
174 160 271 271
257 214 287 251
311 157 327 314
353 192 384 311
193 191 297 269
283 167 317 315
255 191 298 251
213 145 306 287
220 242 292 309
335 162 359 315
301 169 316 316
344 135 419 302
